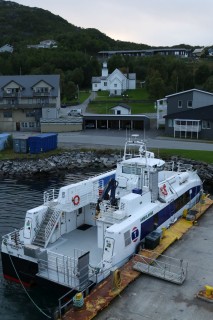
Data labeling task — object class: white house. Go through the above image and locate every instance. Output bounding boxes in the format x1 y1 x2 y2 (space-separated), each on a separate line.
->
0 44 13 53
110 103 131 115
27 40 57 49
92 62 136 95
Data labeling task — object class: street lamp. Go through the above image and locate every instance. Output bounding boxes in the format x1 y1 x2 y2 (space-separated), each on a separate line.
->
76 84 79 103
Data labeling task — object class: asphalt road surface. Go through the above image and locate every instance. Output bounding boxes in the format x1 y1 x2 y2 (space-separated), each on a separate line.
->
57 129 213 152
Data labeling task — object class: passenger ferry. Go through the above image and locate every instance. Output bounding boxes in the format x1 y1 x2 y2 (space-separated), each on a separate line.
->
1 135 202 294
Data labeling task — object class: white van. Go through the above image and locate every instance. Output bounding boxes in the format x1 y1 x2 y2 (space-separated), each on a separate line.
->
67 108 82 116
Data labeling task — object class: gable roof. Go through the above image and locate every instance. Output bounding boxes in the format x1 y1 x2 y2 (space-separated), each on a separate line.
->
110 103 131 110
0 75 60 97
164 105 213 120
92 69 136 83
165 89 213 98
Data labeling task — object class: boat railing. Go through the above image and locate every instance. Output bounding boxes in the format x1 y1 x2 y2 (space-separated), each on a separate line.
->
177 162 193 172
37 249 87 288
43 189 59 204
165 161 194 172
164 161 175 171
99 204 126 223
2 228 24 249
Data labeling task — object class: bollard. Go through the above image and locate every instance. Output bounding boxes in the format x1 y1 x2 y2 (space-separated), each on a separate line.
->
161 227 166 238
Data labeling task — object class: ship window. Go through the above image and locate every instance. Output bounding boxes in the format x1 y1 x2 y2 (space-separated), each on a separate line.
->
122 165 141 175
124 230 131 247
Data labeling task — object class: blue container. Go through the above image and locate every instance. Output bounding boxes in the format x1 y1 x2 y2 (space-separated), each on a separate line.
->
28 133 58 154
0 133 10 151
132 188 142 195
13 137 29 153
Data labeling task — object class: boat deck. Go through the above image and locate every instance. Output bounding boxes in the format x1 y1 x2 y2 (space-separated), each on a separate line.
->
61 196 213 320
47 225 102 266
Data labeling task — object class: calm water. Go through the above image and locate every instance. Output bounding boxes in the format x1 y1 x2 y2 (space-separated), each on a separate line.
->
0 171 98 320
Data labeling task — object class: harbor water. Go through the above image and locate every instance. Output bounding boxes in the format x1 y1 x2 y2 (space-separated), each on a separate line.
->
0 171 98 320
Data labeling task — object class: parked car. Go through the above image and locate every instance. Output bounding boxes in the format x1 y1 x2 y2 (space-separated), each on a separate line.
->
68 108 82 116
85 123 95 129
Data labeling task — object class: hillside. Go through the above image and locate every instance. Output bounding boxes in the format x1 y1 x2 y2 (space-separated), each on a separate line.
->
0 0 150 54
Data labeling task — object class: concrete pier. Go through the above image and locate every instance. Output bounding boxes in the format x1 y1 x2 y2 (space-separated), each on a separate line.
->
61 197 213 320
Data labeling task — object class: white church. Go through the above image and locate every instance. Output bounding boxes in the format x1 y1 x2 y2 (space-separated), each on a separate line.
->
92 62 136 95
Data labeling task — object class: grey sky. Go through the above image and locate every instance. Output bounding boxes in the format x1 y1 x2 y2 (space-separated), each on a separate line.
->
12 0 212 46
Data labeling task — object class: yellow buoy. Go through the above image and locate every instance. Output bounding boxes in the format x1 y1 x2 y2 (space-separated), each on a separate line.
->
205 285 213 297
182 209 188 218
161 227 166 238
200 193 206 204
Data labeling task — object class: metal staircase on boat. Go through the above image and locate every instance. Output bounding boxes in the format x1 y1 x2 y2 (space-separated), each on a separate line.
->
32 206 62 248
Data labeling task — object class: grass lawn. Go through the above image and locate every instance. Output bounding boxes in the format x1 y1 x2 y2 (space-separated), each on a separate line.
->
152 148 213 164
88 88 155 114
95 88 151 100
0 148 65 161
65 90 91 105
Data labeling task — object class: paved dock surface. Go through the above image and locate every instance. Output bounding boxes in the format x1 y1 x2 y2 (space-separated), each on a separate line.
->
62 198 213 320
94 201 213 320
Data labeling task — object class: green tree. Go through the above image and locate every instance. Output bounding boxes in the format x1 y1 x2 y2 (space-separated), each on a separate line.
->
203 76 213 92
146 70 166 99
195 64 211 85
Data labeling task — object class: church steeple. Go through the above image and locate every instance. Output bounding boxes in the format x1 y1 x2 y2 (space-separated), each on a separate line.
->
101 61 108 77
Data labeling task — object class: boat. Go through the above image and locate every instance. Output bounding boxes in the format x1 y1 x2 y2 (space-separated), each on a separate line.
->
1 135 203 294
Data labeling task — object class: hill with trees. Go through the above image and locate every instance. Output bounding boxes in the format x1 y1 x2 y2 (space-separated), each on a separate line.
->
0 0 213 102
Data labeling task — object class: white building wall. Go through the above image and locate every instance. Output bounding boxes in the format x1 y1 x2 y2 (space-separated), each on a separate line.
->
92 83 101 91
42 107 57 119
112 106 130 115
128 79 136 89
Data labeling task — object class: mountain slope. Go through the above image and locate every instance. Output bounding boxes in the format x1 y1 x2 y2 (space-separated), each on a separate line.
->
0 0 150 52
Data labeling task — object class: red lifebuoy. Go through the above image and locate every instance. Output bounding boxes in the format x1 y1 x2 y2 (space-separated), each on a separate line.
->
72 195 80 205
160 184 168 196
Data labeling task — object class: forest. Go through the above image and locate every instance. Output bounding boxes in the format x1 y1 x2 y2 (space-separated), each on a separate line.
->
0 0 213 101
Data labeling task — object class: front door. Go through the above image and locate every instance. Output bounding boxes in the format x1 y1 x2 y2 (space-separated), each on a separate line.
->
16 122 20 131
76 208 84 227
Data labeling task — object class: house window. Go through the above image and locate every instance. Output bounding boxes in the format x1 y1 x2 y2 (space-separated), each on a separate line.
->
117 110 121 115
104 82 107 86
26 111 35 117
202 121 211 129
178 100 182 108
187 100 192 108
21 122 28 128
3 111 12 118
29 122 35 128
114 84 117 87
94 84 97 87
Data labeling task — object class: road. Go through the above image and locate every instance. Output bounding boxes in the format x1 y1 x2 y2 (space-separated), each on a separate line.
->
57 129 213 151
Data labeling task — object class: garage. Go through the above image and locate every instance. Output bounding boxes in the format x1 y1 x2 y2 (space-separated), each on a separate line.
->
84 115 149 131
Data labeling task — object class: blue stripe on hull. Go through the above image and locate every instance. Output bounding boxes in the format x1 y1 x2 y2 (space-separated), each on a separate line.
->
140 185 201 240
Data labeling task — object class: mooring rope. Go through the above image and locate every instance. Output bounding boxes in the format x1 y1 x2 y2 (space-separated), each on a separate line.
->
6 246 51 319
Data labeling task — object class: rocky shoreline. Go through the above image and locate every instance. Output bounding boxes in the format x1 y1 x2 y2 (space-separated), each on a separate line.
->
0 151 212 190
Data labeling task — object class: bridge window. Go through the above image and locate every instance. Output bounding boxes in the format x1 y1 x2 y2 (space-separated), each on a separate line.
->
122 165 141 175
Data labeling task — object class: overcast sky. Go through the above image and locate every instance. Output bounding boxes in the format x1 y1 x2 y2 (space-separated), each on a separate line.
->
12 0 212 47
